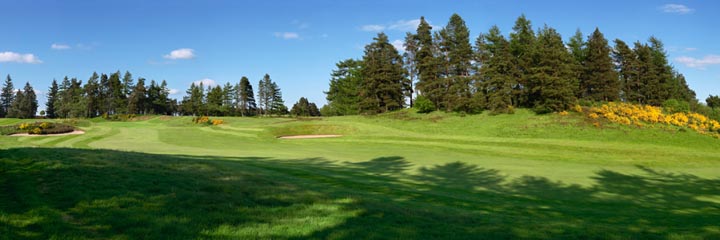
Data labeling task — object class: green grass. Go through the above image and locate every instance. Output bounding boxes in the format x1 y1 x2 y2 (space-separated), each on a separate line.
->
1 110 719 239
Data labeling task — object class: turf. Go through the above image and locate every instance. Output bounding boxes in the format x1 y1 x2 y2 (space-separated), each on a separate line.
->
1 110 719 239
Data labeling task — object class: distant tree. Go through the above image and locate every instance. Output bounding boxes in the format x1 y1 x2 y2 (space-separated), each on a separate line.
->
359 32 406 114
206 85 224 116
122 71 134 99
528 26 577 113
237 76 257 116
613 39 641 103
182 82 204 116
634 42 659 105
269 82 288 115
441 13 475 112
109 71 126 114
0 75 15 118
325 59 363 116
509 14 536 107
290 97 320 117
257 74 274 115
7 88 24 118
45 79 59 118
581 28 619 101
21 82 38 118
567 29 585 98
222 82 235 115
84 72 101 117
127 78 147 114
403 32 418 107
414 95 435 113
415 16 442 110
707 95 720 109
480 26 516 114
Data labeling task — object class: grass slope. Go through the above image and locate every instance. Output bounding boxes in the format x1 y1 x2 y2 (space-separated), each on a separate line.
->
1 110 719 239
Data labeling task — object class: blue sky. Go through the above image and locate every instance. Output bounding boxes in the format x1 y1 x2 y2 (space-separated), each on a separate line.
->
1 0 719 110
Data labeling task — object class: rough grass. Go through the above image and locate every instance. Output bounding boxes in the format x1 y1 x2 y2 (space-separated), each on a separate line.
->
1 110 719 239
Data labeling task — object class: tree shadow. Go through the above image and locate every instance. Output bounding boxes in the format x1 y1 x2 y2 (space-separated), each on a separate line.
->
1 147 719 239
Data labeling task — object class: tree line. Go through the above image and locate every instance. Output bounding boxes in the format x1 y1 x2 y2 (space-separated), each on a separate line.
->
324 13 704 116
0 71 327 119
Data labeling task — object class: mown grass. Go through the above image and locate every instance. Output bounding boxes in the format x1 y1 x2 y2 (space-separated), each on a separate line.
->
1 110 719 239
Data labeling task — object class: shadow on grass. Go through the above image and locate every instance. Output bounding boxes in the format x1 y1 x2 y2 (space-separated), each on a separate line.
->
1 148 719 239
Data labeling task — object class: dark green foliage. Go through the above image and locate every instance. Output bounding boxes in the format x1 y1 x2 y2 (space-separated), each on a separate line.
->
359 32 406 114
269 81 288 115
257 74 275 115
182 83 205 116
237 76 257 116
290 97 321 117
403 32 418 107
7 82 38 119
581 28 619 102
613 39 642 103
509 14 536 107
0 75 14 117
127 78 147 114
707 95 720 109
325 59 363 116
662 99 690 113
45 80 59 118
84 73 101 118
529 26 577 113
206 85 224 116
480 26 516 114
414 95 435 113
441 13 475 112
414 16 443 110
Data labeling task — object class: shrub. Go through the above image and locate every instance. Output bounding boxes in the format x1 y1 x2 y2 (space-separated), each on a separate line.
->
662 99 690 114
414 95 435 114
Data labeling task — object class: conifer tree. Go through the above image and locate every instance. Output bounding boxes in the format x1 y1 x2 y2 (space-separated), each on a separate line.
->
0 75 15 118
84 72 101 117
237 76 257 116
325 59 363 116
509 14 536 107
414 16 442 110
206 85 224 116
634 42 658 105
257 74 273 115
128 78 147 114
581 28 619 101
269 82 288 115
529 26 577 113
46 79 59 118
442 13 474 112
480 26 516 114
612 39 641 103
403 32 418 107
359 32 406 114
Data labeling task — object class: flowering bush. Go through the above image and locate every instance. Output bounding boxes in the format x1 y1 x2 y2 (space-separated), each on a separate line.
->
192 116 223 126
581 102 720 138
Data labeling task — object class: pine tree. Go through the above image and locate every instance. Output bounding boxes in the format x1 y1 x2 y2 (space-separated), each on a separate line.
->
18 82 38 118
8 88 24 118
442 13 474 112
122 71 134 99
46 79 59 118
109 71 126 114
128 78 147 114
634 42 659 105
0 75 15 118
84 72 101 117
529 26 577 113
581 28 619 101
291 97 311 116
707 95 720 109
269 82 288 115
612 39 641 103
237 76 257 116
509 14 536 107
206 85 224 116
359 32 406 114
222 82 235 115
414 16 442 110
567 29 585 98
257 74 273 115
480 26 516 114
325 59 363 116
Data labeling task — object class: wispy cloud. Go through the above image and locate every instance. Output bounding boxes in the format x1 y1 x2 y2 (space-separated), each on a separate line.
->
0 51 42 64
168 89 180 95
164 48 195 60
660 4 694 14
361 19 436 32
274 32 300 40
675 55 720 69
51 43 70 50
193 78 216 87
361 24 386 32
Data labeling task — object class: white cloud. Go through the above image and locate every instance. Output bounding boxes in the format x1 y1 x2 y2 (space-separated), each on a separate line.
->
168 89 180 95
361 19 436 33
0 51 42 64
675 55 720 69
163 48 195 60
391 39 405 52
361 24 386 32
274 32 300 39
193 78 216 87
684 47 698 51
51 43 70 50
660 4 694 14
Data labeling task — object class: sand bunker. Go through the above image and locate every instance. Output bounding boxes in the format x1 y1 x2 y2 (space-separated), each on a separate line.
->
10 130 85 137
278 134 342 139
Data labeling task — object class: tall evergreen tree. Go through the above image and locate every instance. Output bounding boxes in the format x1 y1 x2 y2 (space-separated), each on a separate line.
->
479 26 516 114
403 32 418 107
567 29 586 97
529 26 577 113
269 82 288 115
442 13 475 112
613 39 641 103
0 75 15 118
127 78 147 114
325 59 363 116
8 88 24 118
359 32 406 114
84 72 101 117
109 71 126 114
206 85 224 116
634 42 659 105
707 95 720 109
14 82 38 118
509 14 536 107
581 28 619 101
46 79 59 118
257 74 273 115
414 16 442 110
122 71 134 99
237 76 257 116
222 82 235 115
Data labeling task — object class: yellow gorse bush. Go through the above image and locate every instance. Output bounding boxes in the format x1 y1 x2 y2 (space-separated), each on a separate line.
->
583 102 720 138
